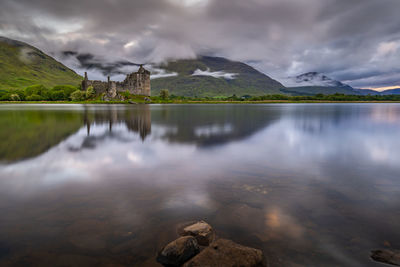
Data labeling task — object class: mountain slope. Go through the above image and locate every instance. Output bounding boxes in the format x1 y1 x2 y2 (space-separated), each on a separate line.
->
150 56 284 97
353 88 380 95
283 72 359 95
287 72 347 87
380 88 400 95
0 36 82 90
282 86 358 95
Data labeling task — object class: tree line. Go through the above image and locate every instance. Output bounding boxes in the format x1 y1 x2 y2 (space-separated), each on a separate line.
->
0 85 94 101
1 86 400 102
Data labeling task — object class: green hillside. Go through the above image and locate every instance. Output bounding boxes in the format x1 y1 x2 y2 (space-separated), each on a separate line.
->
282 85 358 96
151 56 285 97
0 36 82 90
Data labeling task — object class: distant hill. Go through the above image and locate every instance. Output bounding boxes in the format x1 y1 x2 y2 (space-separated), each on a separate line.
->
283 72 360 95
379 88 400 95
282 86 359 96
150 56 284 97
353 88 380 95
287 72 349 87
0 36 82 90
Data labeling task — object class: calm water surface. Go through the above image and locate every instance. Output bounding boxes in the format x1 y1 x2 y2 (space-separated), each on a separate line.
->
0 103 400 266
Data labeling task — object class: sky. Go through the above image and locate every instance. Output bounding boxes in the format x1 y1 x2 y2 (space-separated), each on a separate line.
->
0 0 399 89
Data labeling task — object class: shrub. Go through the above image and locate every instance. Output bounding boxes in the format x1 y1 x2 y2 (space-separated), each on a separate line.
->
0 94 11 101
86 86 95 99
70 90 85 101
52 85 77 98
0 90 10 100
25 85 49 99
10 94 20 101
26 94 42 101
50 90 66 101
53 85 77 91
120 90 132 100
159 89 169 99
14 90 26 100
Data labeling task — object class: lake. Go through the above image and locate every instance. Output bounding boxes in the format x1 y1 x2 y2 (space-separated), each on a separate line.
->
0 103 400 266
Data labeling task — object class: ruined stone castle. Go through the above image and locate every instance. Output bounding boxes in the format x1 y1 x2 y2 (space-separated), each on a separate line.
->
82 65 151 99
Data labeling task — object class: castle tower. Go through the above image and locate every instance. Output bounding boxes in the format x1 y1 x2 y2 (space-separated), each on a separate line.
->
134 65 151 96
82 72 89 91
122 65 151 96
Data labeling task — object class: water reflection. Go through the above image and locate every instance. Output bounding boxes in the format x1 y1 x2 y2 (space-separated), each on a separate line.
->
74 105 152 152
150 105 281 147
83 105 151 140
0 104 400 266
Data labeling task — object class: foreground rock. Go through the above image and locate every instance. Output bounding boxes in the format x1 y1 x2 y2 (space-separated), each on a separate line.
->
157 221 265 266
371 249 400 266
183 239 265 267
181 221 215 246
157 236 200 267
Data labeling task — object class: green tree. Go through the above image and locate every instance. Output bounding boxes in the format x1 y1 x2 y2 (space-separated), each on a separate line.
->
10 94 20 101
52 85 77 98
50 90 66 101
159 89 170 99
0 90 10 101
26 94 42 101
25 85 49 99
70 90 85 101
86 86 95 99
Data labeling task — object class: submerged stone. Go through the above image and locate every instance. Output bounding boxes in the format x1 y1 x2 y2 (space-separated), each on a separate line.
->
156 236 200 266
183 238 265 267
371 249 400 266
181 221 215 246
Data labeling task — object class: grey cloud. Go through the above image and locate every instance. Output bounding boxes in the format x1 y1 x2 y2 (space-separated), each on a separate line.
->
0 0 399 88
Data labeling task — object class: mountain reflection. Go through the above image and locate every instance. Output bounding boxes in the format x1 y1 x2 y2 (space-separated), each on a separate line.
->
150 105 281 147
80 104 283 148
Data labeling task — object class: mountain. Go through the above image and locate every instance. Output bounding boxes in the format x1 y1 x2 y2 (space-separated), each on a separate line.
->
0 36 82 90
380 88 400 95
288 72 348 87
282 86 359 96
353 88 380 95
150 56 284 97
283 72 359 95
353 88 400 95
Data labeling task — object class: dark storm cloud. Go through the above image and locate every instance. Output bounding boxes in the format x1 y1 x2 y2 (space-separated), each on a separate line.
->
0 0 399 88
60 51 140 76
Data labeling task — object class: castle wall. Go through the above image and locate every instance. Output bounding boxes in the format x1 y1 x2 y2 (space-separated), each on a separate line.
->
90 81 109 94
82 65 151 98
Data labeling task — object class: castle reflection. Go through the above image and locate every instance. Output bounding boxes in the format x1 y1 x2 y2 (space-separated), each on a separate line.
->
83 105 151 141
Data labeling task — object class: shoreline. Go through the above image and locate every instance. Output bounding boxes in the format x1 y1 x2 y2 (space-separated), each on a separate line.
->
2 100 400 104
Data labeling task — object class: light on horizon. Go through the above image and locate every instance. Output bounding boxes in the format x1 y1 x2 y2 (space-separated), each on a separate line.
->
365 85 400 92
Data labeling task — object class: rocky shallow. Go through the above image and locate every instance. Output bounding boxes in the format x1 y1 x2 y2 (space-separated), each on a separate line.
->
371 249 400 266
157 221 266 267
